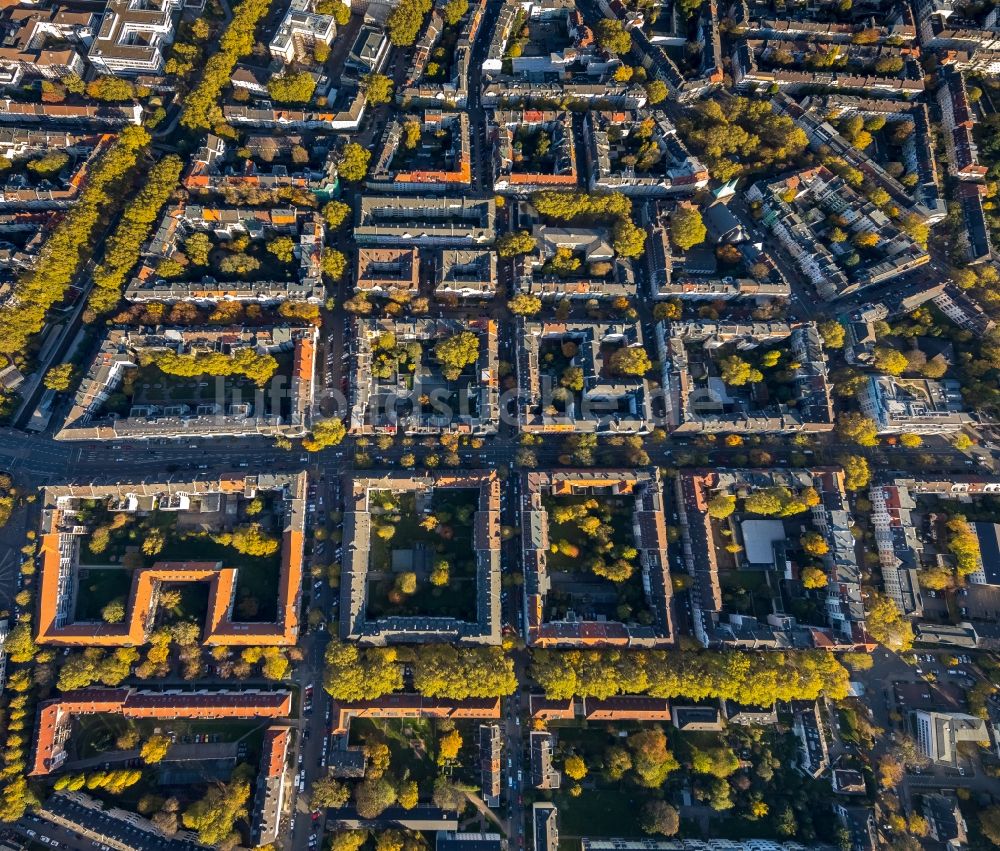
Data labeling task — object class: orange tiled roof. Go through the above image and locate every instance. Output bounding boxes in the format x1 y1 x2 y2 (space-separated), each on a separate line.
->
31 689 292 776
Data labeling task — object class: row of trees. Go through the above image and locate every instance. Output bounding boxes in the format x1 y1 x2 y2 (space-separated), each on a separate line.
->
323 642 516 701
386 0 433 46
677 97 808 183
180 0 271 130
89 155 183 314
529 190 646 258
529 648 851 702
140 347 279 387
0 126 149 355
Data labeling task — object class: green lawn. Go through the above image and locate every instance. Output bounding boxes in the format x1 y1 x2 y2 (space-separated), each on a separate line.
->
542 494 649 621
349 717 438 792
554 788 648 837
73 499 283 622
101 351 294 420
365 488 480 621
74 715 132 759
156 533 281 622
74 568 131 621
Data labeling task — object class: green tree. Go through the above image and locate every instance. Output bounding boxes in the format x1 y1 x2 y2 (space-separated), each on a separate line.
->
508 293 542 316
102 598 126 624
43 363 74 392
323 642 403 701
645 79 668 104
443 0 468 24
310 777 351 809
544 247 581 276
874 347 908 375
355 777 397 819
337 143 372 182
818 319 845 348
612 218 646 258
181 0 274 130
303 417 347 451
267 236 295 263
596 19 632 54
323 200 351 230
0 126 149 355
954 433 973 451
800 531 829 556
26 153 69 177
604 746 633 780
218 253 260 276
5 623 37 664
691 746 739 778
707 494 736 519
231 523 280 556
386 0 432 46
403 119 421 149
837 412 879 447
947 515 980 577
140 734 171 764
322 248 347 282
563 755 587 780
267 70 316 103
329 833 369 851
412 645 516 698
560 366 584 391
641 800 679 836
719 355 763 386
182 778 251 848
89 154 183 313
801 566 827 589
434 331 480 381
397 780 419 809
839 454 870 490
185 232 212 266
865 593 913 652
497 230 536 258
362 73 394 105
86 76 135 101
437 729 462 763
628 728 679 787
609 347 652 376
670 206 707 250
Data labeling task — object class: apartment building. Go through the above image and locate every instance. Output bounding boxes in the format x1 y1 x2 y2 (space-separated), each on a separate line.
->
0 6 94 81
913 710 990 766
492 110 578 194
355 196 496 246
368 111 472 192
857 374 971 434
355 247 421 296
340 471 502 645
869 482 924 616
35 473 307 650
269 0 337 63
435 250 497 299
349 317 499 435
57 327 318 440
520 469 674 648
937 65 987 182
516 321 654 433
747 165 930 300
88 0 183 76
584 110 708 196
32 689 293 775
657 321 835 435
250 726 291 847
